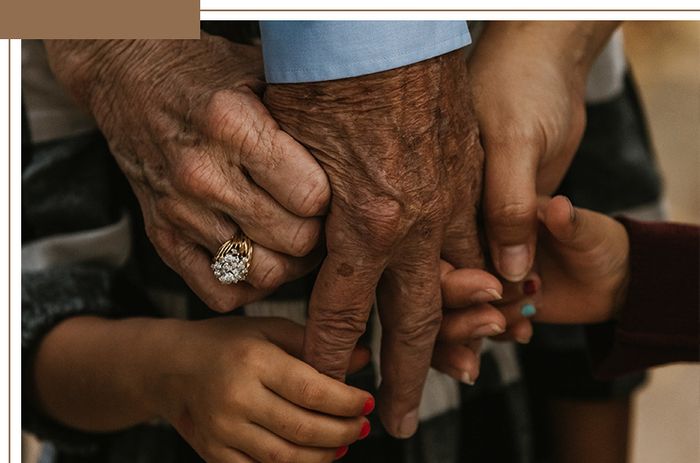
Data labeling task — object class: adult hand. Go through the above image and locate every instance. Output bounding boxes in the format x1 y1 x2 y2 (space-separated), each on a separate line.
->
265 49 485 438
44 35 330 312
470 22 618 282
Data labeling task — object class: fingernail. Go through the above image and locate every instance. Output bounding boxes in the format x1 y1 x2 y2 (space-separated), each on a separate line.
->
523 280 536 296
520 303 536 318
335 446 349 460
397 409 419 438
565 197 576 223
461 371 475 386
358 420 371 440
472 323 505 338
499 245 530 281
472 288 503 303
362 397 375 415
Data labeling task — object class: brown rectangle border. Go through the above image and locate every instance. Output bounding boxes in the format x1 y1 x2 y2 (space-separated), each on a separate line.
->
1 0 199 39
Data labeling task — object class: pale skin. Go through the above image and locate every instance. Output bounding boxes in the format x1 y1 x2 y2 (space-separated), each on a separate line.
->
33 316 374 463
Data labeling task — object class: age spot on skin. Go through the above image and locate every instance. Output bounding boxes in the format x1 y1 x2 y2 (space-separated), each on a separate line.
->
337 263 355 277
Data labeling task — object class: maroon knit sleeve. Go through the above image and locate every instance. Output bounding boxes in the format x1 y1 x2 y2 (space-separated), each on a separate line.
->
587 217 699 378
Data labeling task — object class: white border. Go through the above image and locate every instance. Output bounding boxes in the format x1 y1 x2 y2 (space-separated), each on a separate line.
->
9 38 21 463
201 11 700 20
2 11 699 463
0 37 8 463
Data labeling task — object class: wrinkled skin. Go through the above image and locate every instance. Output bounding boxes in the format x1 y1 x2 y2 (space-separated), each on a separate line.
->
265 49 484 438
45 35 331 312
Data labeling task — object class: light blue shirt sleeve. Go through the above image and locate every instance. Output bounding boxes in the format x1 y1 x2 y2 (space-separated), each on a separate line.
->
260 21 470 83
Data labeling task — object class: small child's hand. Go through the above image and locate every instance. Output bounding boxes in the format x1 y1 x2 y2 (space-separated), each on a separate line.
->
431 261 509 385
153 317 374 463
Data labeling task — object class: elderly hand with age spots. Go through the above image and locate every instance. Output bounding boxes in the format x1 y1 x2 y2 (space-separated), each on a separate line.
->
265 48 485 438
44 35 330 313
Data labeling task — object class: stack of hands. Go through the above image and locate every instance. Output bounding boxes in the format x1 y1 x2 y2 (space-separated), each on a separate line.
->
40 22 627 462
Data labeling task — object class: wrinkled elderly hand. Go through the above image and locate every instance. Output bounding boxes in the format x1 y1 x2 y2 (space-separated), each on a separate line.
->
265 49 484 438
45 35 329 312
470 21 618 282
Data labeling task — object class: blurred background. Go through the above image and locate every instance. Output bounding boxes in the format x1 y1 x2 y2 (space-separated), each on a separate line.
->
623 21 699 463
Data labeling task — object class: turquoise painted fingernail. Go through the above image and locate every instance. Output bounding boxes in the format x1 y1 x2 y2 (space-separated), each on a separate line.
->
521 303 536 317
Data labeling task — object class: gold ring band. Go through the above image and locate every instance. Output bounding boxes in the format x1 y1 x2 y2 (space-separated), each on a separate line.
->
211 235 253 285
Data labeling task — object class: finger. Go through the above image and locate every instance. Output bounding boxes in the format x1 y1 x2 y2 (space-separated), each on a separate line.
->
302 211 386 382
438 304 506 343
257 318 372 374
222 448 256 463
207 446 256 463
248 387 368 447
172 149 323 257
499 273 541 304
483 138 539 282
202 166 323 257
493 318 534 345
441 186 484 270
260 345 373 418
543 195 615 253
431 340 483 385
163 199 323 292
231 423 337 463
377 250 442 439
441 267 503 308
207 90 331 217
146 229 268 312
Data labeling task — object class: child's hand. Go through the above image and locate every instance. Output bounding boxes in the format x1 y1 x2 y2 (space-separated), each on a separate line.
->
153 317 374 463
489 195 631 327
431 261 510 385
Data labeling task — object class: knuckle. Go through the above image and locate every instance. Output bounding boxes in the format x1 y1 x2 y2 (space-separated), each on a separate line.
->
292 420 315 444
486 201 535 230
287 220 320 257
204 90 249 141
311 308 368 343
174 156 222 201
349 197 406 250
267 445 298 463
206 293 236 313
298 377 325 408
237 339 265 369
393 310 443 348
291 173 331 217
253 258 287 291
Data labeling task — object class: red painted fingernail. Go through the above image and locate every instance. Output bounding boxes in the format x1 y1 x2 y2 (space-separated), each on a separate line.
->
335 446 349 460
359 420 371 440
523 280 537 296
362 397 375 415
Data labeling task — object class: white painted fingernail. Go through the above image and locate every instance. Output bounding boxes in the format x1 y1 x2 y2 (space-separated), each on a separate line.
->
461 371 475 386
472 289 503 303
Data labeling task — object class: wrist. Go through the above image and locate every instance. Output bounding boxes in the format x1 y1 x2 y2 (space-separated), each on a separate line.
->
478 21 619 92
134 317 193 422
609 224 631 320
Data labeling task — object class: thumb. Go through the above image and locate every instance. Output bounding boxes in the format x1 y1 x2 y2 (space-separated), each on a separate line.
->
484 141 538 282
542 195 613 253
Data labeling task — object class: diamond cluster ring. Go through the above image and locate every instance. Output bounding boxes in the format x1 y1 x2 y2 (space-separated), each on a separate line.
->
211 235 253 285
